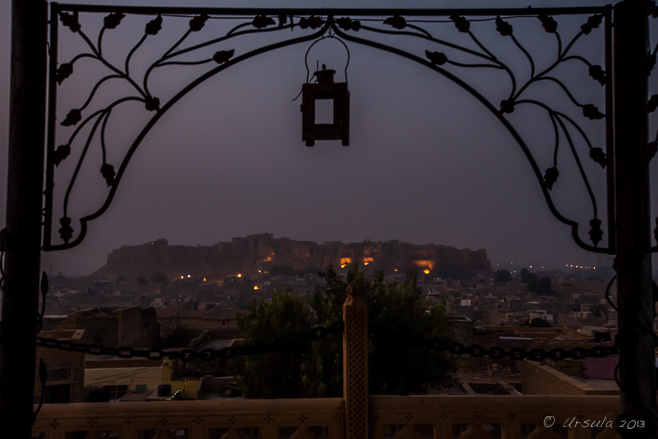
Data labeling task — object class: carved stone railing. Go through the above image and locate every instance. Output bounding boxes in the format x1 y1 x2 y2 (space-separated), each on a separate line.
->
32 395 621 439
370 395 621 439
32 398 345 439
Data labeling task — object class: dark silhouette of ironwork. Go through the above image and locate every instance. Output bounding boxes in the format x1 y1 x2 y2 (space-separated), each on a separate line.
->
43 4 612 256
3 2 658 438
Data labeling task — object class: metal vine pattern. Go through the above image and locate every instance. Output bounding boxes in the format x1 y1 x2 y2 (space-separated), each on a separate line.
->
45 5 612 253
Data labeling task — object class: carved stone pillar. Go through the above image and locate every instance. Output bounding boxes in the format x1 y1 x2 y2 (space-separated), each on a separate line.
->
343 281 368 439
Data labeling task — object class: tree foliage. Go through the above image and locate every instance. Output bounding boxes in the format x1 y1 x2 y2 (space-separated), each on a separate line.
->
495 269 511 283
232 265 456 398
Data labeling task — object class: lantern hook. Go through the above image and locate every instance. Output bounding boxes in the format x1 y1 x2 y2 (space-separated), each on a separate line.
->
304 33 351 85
292 34 350 102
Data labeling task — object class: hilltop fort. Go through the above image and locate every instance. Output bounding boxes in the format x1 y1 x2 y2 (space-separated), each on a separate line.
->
92 233 490 280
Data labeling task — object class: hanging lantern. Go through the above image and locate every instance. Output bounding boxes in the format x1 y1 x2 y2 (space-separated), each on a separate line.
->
301 65 350 147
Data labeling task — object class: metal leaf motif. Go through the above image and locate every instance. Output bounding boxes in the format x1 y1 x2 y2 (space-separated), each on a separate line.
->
590 147 607 168
496 16 513 36
299 16 324 29
189 14 208 32
100 163 115 186
104 12 125 30
581 14 603 35
56 63 73 85
213 49 235 65
253 15 275 29
145 15 163 35
583 104 604 120
384 15 407 30
538 14 557 33
336 17 361 31
277 14 288 27
500 99 515 114
60 12 81 32
41 272 49 296
426 50 448 66
58 217 73 244
450 15 470 33
61 109 82 127
52 144 71 166
144 97 160 111
589 65 606 86
45 7 612 254
544 167 559 190
589 218 603 246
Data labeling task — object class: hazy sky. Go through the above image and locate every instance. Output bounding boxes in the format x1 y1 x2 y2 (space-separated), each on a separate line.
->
2 0 650 276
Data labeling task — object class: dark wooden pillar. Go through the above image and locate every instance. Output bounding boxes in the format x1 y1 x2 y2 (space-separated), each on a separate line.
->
0 0 48 437
613 1 658 437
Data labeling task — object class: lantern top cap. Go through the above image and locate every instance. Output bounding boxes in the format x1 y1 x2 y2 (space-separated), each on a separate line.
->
314 64 336 84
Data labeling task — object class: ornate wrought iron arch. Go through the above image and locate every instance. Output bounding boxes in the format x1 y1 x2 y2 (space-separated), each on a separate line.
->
44 3 616 256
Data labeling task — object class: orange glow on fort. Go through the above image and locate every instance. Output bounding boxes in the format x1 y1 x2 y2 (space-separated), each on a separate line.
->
413 260 434 270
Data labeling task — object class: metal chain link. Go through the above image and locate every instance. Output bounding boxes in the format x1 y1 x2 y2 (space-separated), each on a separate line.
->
369 324 619 361
36 320 621 362
35 320 346 362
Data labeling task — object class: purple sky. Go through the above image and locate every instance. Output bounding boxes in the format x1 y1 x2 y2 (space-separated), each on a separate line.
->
3 0 649 276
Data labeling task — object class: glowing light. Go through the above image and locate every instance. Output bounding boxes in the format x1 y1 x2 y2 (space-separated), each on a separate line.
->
187 274 191 278
203 278 206 282
423 269 430 275
413 260 433 270
529 266 533 269
340 257 352 266
253 286 259 290
394 268 398 272
237 274 242 278
180 276 184 279
340 264 347 268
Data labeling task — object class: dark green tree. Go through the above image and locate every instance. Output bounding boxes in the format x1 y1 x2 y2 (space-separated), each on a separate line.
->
527 273 539 292
232 287 313 398
520 268 531 283
495 269 511 283
232 265 456 398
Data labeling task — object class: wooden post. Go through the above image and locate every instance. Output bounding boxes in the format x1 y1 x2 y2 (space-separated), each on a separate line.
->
0 0 48 437
343 281 368 439
612 1 658 437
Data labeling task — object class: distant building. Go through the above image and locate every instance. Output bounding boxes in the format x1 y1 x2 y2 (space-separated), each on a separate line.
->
57 306 159 348
34 329 86 404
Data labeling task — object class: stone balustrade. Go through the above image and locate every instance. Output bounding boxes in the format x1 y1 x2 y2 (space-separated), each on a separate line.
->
32 398 344 439
32 395 621 439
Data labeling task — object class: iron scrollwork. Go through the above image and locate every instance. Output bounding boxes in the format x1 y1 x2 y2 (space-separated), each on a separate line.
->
44 5 613 254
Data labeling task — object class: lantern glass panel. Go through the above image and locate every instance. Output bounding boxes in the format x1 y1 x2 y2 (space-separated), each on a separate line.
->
315 98 334 124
